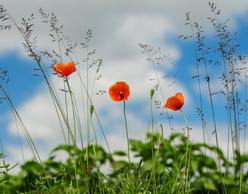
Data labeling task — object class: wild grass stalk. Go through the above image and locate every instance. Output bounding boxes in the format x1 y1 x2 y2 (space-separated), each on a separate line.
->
54 28 77 145
39 12 109 193
183 9 236 193
138 43 174 131
243 84 247 153
0 85 41 163
0 84 59 192
148 88 158 193
5 8 89 193
74 56 112 154
7 10 77 146
179 109 191 194
184 12 207 152
188 17 219 151
208 3 237 156
208 3 248 191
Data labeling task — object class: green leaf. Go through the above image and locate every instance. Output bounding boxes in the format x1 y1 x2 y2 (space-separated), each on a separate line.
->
113 150 126 156
143 160 153 171
21 161 43 176
51 144 80 156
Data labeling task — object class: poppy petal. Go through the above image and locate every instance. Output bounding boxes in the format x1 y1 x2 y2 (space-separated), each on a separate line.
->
53 64 64 75
53 61 76 77
163 92 184 111
109 81 130 102
175 92 184 104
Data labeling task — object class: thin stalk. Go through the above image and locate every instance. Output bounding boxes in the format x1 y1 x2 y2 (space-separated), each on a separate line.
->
64 78 84 194
203 58 219 147
186 14 220 153
239 86 247 194
0 85 41 163
86 45 90 176
187 15 207 153
149 89 157 193
150 89 154 132
55 29 69 132
243 84 247 153
210 7 237 155
144 132 162 194
180 109 190 194
123 101 130 164
90 109 98 145
65 78 77 145
229 58 240 152
8 12 77 145
152 63 174 131
226 105 231 163
76 72 111 154
13 113 25 162
90 113 107 194
90 59 102 101
60 42 111 154
211 9 241 191
7 11 81 192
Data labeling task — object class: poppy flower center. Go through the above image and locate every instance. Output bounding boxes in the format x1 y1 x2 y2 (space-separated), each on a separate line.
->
119 92 124 99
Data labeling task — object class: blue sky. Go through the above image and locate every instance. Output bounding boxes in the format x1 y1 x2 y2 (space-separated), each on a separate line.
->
0 52 42 146
1 0 248 165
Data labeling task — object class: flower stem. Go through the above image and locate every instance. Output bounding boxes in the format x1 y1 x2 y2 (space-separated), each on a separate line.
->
180 109 190 194
123 101 130 164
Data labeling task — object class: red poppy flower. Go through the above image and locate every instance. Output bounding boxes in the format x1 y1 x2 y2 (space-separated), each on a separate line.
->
163 92 184 111
53 61 76 77
109 81 130 102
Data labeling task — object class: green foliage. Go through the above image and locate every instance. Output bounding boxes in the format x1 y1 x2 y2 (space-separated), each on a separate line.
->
1 133 248 193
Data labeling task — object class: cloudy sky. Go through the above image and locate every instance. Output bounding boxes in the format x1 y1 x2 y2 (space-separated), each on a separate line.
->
1 0 248 168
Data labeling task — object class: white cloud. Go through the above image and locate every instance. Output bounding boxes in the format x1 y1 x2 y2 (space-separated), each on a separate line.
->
1 0 248 54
